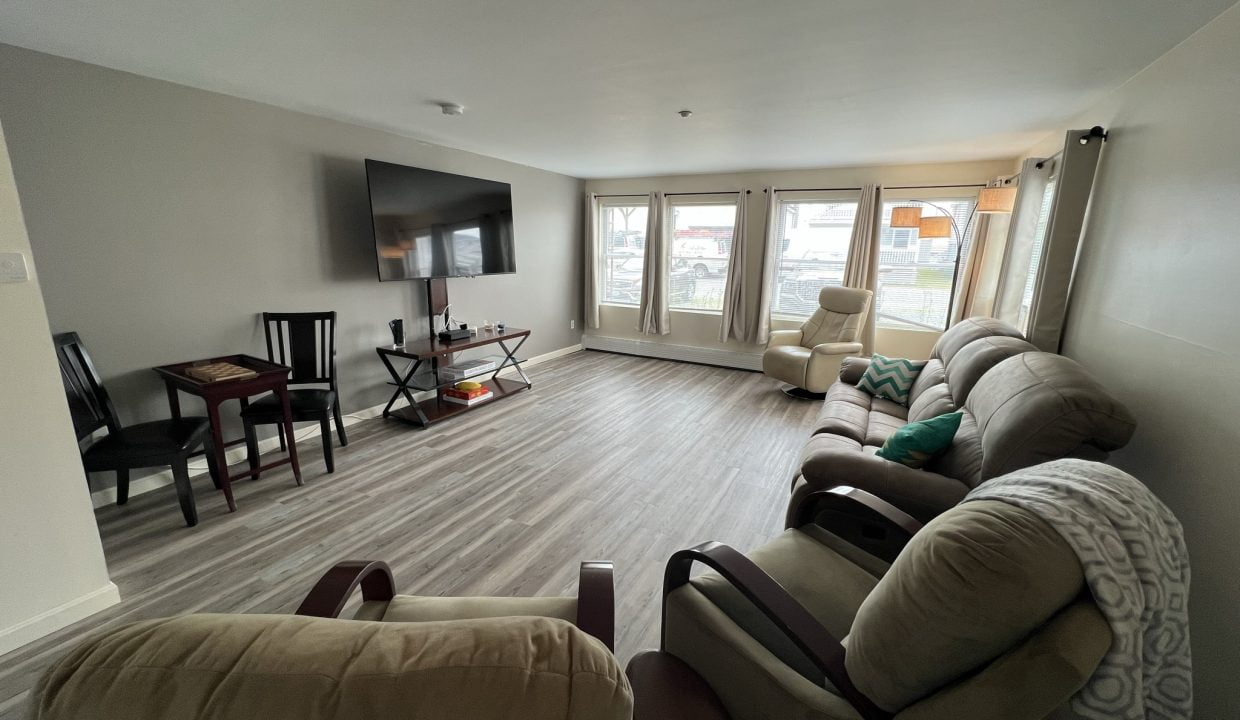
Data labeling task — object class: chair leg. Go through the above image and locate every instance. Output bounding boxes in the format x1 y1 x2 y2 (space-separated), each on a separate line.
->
277 423 287 452
332 400 348 447
320 417 335 473
115 469 130 506
171 459 198 527
243 419 261 481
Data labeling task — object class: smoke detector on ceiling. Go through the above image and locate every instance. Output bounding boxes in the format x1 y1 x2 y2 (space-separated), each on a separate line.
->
440 103 465 116
678 109 693 118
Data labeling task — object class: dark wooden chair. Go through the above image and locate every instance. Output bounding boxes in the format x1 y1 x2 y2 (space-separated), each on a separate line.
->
242 311 346 476
54 332 219 527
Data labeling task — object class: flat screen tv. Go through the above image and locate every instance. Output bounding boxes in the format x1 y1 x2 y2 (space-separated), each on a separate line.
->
365 159 516 281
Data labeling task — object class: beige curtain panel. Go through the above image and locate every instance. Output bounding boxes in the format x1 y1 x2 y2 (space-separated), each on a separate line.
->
753 186 779 345
636 191 670 335
718 191 749 343
841 184 883 355
994 158 1054 329
583 193 601 329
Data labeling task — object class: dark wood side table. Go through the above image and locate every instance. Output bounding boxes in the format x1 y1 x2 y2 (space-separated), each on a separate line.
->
376 327 531 427
154 354 302 512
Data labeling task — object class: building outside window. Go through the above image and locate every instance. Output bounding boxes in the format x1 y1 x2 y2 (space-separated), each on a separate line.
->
876 196 976 331
599 199 648 306
769 192 860 317
667 197 737 312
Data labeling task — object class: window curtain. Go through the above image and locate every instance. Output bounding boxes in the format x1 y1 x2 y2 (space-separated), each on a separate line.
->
718 191 749 342
583 193 601 329
753 186 779 345
841 184 883 355
994 158 1054 328
949 178 1009 325
636 191 670 335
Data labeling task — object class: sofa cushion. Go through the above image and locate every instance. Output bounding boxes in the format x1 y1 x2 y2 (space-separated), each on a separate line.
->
27 614 632 720
377 595 578 624
924 410 985 487
865 409 909 447
931 317 1025 365
857 354 927 405
845 500 1084 713
905 358 945 407
876 412 963 469
943 336 1038 406
966 353 1137 480
907 383 954 423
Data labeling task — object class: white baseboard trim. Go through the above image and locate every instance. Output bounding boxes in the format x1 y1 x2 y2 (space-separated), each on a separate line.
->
0 582 121 657
89 343 584 508
581 335 763 371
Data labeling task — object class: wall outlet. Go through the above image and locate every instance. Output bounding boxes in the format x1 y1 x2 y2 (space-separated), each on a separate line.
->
0 252 29 283
570 319 576 330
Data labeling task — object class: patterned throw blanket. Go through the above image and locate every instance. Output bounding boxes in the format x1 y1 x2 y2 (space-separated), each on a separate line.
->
963 459 1192 720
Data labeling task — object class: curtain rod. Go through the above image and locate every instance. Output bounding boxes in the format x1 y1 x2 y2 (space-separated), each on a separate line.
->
764 183 987 192
594 190 751 198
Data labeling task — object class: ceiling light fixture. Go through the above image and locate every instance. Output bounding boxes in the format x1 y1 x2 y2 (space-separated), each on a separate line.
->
439 103 464 116
678 109 693 118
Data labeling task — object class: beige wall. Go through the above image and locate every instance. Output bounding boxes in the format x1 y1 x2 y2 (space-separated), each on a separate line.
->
1022 6 1240 715
584 159 1015 364
0 117 118 656
0 45 584 492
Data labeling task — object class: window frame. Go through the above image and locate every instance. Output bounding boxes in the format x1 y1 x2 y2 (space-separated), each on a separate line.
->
665 193 739 314
768 189 863 321
876 187 981 333
597 195 650 308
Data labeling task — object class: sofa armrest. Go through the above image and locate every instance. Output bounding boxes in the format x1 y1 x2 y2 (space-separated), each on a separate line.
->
791 486 922 563
576 561 616 651
797 442 969 523
838 356 871 384
296 560 396 618
811 341 863 357
766 329 803 348
663 543 890 720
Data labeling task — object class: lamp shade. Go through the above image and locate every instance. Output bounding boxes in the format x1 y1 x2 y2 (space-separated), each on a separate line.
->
890 206 923 228
976 186 1017 213
918 216 952 238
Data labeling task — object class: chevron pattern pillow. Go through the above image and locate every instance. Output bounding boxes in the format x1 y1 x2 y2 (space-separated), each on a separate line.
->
857 354 928 405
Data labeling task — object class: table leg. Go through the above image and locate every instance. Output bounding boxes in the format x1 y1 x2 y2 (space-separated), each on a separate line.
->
165 382 182 420
378 352 423 418
205 399 236 512
276 383 303 486
495 337 532 387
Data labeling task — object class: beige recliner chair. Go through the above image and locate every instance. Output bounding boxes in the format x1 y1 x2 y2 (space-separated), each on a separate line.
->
26 561 632 720
647 483 1113 720
763 287 873 397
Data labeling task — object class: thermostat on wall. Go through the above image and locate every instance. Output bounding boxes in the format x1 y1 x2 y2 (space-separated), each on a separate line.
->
0 252 30 283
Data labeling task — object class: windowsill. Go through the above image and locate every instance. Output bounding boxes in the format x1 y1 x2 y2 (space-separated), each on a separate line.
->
669 307 722 316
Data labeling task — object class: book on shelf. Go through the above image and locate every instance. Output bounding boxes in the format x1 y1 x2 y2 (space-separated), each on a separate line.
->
442 385 490 401
441 358 497 381
442 390 494 406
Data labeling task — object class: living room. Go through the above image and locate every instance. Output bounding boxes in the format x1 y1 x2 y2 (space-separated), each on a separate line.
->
1 2 1236 719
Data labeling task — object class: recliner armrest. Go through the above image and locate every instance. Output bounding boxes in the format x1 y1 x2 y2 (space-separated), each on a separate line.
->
791 486 922 563
811 341 864 357
766 329 804 348
838 356 871 383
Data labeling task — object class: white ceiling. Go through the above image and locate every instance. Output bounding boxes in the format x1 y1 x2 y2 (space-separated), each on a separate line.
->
0 0 1234 178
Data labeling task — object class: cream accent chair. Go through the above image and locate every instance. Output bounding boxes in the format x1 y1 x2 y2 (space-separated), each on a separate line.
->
651 480 1115 720
764 287 873 396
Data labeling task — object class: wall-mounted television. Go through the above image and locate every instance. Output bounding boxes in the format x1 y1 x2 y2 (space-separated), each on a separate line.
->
365 159 516 281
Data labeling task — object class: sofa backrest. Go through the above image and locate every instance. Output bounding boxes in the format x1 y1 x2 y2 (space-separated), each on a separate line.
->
26 614 633 720
845 499 1103 715
801 286 872 348
907 316 1026 409
962 352 1136 482
907 335 1036 424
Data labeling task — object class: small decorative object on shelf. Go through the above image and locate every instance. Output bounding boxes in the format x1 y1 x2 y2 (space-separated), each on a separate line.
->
442 380 494 406
441 358 498 381
185 362 259 383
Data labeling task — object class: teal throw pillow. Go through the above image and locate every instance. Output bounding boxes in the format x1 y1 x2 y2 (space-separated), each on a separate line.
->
876 411 963 469
857 354 927 405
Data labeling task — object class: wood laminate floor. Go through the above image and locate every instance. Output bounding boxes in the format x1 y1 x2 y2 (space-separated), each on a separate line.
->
0 350 821 717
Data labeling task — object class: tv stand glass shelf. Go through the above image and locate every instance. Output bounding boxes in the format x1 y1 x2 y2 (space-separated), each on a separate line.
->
375 327 530 427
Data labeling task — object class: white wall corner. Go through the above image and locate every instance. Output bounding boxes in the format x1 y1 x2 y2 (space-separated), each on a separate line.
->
0 582 120 657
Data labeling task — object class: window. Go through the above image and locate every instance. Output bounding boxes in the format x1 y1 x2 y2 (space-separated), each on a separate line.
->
668 198 737 311
770 194 859 317
875 197 976 331
599 200 648 306
1018 179 1058 331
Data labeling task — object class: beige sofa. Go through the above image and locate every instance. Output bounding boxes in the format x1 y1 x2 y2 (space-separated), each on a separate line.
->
789 317 1136 523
